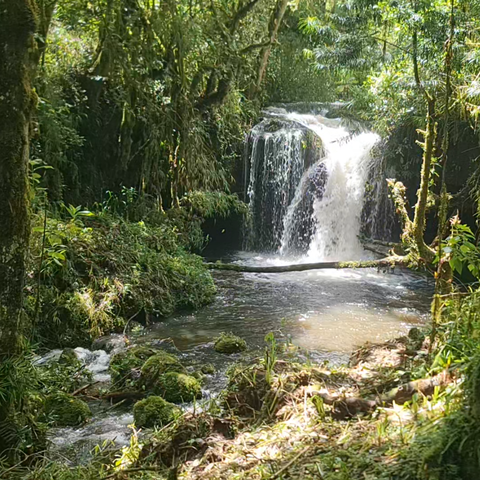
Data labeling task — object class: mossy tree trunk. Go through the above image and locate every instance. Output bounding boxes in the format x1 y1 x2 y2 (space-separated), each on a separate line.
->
252 0 289 96
411 95 436 263
0 0 38 356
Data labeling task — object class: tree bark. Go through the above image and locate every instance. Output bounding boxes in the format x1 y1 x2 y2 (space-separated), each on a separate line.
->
412 95 436 262
0 0 38 356
252 0 289 96
206 257 405 273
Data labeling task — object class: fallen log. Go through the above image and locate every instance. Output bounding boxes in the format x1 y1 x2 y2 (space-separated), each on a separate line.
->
206 257 406 273
101 391 144 402
315 370 451 419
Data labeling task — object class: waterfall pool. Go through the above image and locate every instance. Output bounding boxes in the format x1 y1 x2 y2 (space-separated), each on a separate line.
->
47 253 432 463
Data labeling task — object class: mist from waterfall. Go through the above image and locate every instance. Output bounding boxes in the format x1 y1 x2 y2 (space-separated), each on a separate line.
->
246 109 380 261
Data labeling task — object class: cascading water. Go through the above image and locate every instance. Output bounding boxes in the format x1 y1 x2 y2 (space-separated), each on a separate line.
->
246 109 380 260
245 119 313 251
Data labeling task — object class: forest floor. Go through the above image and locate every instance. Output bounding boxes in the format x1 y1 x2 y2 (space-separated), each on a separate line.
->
110 331 458 480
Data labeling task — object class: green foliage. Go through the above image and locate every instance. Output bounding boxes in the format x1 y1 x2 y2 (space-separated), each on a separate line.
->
155 372 202 404
44 392 91 427
442 218 480 279
28 211 216 348
0 353 46 458
133 396 180 429
37 352 92 395
214 332 248 354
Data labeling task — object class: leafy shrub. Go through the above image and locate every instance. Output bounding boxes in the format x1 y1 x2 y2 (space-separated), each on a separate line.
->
28 212 216 348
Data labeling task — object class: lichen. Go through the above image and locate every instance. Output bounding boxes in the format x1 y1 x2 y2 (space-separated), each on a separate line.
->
214 332 247 354
133 396 180 428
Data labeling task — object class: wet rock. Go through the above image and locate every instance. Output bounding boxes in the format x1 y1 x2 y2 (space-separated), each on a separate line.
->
92 334 127 354
147 338 180 354
214 333 247 354
109 346 158 389
140 352 187 392
44 392 92 427
133 396 180 428
155 372 202 403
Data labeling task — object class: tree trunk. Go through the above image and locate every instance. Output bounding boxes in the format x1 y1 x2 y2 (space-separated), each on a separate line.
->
206 257 405 273
252 0 289 96
412 96 436 262
0 0 37 355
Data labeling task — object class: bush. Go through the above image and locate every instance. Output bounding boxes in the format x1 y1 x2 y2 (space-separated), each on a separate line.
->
28 213 217 348
44 392 91 427
155 372 202 404
214 333 247 354
133 396 180 428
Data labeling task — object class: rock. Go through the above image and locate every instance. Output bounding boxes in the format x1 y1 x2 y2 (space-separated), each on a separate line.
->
133 396 180 428
201 363 216 375
92 334 127 354
140 352 187 392
155 372 202 403
59 348 80 366
214 333 247 354
44 392 92 427
109 346 158 389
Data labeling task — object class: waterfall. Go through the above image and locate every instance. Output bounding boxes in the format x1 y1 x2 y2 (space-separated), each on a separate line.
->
246 109 380 261
245 119 314 251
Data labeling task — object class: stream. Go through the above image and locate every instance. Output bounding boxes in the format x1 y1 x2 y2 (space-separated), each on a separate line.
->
47 108 433 463
48 255 432 464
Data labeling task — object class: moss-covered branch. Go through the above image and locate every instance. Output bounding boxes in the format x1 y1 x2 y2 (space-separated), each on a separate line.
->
206 257 406 273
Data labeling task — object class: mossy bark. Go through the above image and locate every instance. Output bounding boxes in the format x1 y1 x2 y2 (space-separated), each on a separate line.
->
253 0 289 95
411 96 436 263
206 258 404 273
0 0 37 356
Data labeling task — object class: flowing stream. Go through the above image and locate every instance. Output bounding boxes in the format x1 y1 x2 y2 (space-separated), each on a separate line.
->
46 108 433 463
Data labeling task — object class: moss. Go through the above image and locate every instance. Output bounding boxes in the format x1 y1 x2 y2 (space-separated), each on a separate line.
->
214 332 247 354
109 346 158 389
44 392 91 427
156 372 202 404
140 352 187 392
133 396 180 428
201 363 216 375
58 348 79 366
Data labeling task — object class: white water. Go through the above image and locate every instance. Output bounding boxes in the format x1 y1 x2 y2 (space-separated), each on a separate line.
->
248 110 379 261
278 113 379 261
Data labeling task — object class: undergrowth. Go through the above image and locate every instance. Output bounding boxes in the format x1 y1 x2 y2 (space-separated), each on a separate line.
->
26 191 246 348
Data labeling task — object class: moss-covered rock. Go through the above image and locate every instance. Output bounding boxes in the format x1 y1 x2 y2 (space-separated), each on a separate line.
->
44 392 92 427
140 351 186 389
109 346 158 389
58 348 80 366
133 396 180 428
214 333 247 354
156 372 202 403
201 363 216 375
